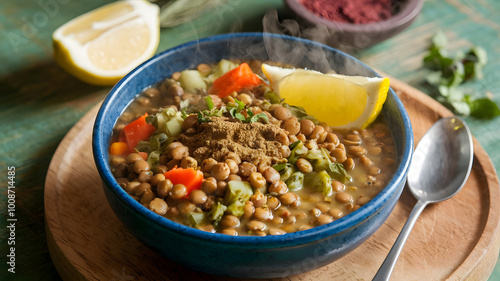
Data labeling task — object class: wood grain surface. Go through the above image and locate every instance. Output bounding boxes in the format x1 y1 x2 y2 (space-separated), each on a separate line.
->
3 1 500 280
44 79 500 281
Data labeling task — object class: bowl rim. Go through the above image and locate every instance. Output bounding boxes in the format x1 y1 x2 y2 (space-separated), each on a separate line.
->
93 32 413 247
285 0 424 32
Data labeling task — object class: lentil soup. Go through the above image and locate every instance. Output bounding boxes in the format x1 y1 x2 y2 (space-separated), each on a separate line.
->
108 59 397 236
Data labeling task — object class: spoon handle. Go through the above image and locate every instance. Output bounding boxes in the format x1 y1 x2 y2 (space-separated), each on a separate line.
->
372 200 428 281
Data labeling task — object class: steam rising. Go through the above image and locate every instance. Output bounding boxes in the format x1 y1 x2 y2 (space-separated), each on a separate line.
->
262 10 330 71
177 6 379 78
260 10 374 77
262 10 359 52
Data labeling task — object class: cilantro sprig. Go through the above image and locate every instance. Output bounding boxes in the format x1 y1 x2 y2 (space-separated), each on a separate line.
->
423 31 499 119
227 98 269 123
195 96 268 124
196 96 226 123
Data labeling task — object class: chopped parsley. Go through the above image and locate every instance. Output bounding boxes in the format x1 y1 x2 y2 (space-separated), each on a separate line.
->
196 96 268 124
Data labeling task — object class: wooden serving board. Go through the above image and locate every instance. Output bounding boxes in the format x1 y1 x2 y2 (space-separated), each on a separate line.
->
44 78 500 281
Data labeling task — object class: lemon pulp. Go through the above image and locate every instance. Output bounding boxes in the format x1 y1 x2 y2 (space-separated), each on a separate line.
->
52 0 160 86
262 64 390 129
280 72 369 127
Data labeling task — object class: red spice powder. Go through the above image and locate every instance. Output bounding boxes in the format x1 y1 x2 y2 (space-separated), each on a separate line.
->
300 0 392 24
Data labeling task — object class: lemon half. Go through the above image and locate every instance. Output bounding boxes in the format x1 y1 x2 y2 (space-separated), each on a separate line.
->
53 0 160 86
262 64 390 129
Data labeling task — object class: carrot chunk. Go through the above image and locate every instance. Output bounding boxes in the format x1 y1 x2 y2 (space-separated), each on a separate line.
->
109 141 132 156
164 167 204 197
122 114 156 150
208 63 262 98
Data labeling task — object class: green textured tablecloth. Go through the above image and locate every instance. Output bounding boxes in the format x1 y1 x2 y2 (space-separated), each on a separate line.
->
1 0 499 280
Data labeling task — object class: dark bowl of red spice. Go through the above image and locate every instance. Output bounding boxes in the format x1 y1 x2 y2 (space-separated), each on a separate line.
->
284 0 424 49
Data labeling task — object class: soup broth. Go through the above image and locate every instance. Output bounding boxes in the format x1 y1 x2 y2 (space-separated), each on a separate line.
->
108 59 397 236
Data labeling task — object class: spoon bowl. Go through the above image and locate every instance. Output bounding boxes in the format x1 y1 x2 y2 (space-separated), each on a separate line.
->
373 116 473 280
408 117 474 203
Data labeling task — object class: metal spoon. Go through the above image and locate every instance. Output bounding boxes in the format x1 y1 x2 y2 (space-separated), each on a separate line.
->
373 116 474 281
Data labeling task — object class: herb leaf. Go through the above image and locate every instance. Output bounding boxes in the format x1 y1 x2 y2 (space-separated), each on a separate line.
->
463 47 487 81
264 91 282 104
282 103 319 123
467 97 500 119
250 112 269 123
234 98 246 110
197 111 211 123
196 95 227 123
234 112 246 122
225 98 268 123
204 96 215 110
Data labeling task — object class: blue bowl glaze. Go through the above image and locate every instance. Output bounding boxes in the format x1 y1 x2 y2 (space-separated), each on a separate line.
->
93 32 413 278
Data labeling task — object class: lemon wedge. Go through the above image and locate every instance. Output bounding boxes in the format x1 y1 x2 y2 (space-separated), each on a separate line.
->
52 0 160 86
261 63 390 129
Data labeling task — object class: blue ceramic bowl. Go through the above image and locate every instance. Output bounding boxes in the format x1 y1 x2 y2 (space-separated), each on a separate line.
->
93 32 413 278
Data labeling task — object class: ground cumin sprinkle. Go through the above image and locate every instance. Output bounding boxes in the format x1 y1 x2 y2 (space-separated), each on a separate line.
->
176 116 289 166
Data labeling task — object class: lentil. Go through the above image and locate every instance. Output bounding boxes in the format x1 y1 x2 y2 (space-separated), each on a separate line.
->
283 118 301 135
273 106 292 120
331 180 345 192
149 198 168 215
182 114 198 131
263 167 280 183
296 158 313 173
134 182 151 196
254 207 272 221
315 214 333 225
299 119 315 136
151 173 165 187
268 180 288 195
344 157 355 171
221 228 238 236
247 220 267 231
190 189 208 205
238 162 257 177
201 158 218 172
201 177 217 194
243 201 255 219
221 215 241 228
331 148 347 163
211 162 230 181
359 156 373 167
329 208 343 219
125 181 140 194
267 196 281 210
171 145 189 160
250 190 267 207
335 192 353 204
126 153 143 164
279 192 299 206
249 172 266 189
348 146 367 157
170 184 187 200
225 159 239 174
269 228 287 235
140 189 155 205
180 156 197 169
